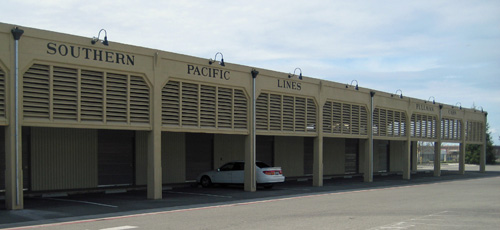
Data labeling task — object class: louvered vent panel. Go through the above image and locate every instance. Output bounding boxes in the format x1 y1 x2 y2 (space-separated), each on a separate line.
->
53 66 78 120
373 108 380 135
181 82 199 127
360 106 368 135
283 95 294 131
81 70 104 121
217 87 232 128
256 93 269 130
233 89 248 129
332 102 342 134
294 97 306 131
351 105 360 134
306 99 316 132
200 85 216 127
23 64 50 119
411 114 437 139
106 73 128 122
387 110 394 136
342 104 350 134
380 109 387 136
400 112 406 136
129 76 150 123
322 102 332 133
269 94 282 130
162 81 180 125
0 68 6 118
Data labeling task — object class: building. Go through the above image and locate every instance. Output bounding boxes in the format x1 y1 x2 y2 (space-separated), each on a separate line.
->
0 22 488 210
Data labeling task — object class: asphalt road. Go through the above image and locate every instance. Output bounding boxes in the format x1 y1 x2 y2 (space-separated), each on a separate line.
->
1 165 499 230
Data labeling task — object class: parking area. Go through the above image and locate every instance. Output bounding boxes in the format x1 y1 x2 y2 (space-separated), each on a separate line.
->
2 165 499 229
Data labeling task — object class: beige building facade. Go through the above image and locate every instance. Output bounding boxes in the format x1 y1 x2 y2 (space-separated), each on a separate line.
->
0 22 488 210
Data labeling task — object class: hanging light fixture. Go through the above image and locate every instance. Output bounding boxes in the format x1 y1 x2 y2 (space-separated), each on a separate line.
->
91 29 109 46
288 68 302 80
209 52 225 66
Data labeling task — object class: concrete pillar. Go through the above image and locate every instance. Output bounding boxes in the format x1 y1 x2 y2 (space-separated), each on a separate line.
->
411 141 418 172
364 91 375 182
459 119 466 174
480 113 487 173
434 105 442 177
434 142 441 176
403 112 411 180
147 129 162 199
147 52 162 200
313 135 323 187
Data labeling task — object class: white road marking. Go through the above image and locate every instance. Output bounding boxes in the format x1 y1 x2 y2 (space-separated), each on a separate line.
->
100 226 137 230
44 198 118 208
165 191 232 198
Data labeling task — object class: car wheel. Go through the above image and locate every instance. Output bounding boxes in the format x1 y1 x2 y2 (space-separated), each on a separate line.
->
200 176 212 188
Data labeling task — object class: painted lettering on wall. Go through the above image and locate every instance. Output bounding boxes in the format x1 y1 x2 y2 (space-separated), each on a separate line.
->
46 42 135 66
448 109 457 115
277 79 302 91
187 64 230 80
415 103 434 112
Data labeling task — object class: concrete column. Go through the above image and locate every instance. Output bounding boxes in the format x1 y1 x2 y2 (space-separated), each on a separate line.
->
147 129 162 199
313 135 323 187
5 27 24 210
434 105 442 177
403 112 411 180
459 119 466 174
313 81 324 187
434 142 441 176
147 52 162 200
364 91 375 182
480 113 487 173
411 141 418 173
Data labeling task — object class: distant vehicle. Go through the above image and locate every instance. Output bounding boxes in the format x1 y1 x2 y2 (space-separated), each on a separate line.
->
196 161 285 189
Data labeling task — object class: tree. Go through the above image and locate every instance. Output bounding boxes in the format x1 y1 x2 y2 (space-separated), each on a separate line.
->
465 123 496 164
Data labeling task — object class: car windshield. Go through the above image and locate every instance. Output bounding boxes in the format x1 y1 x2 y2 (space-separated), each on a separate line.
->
256 162 271 168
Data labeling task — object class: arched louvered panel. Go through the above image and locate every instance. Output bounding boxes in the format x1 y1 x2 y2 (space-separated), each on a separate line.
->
81 70 104 121
322 101 368 136
129 76 150 123
269 94 282 131
233 89 247 129
106 73 128 122
161 80 248 130
466 121 483 142
200 85 216 127
23 64 50 119
0 68 6 118
254 93 316 133
373 108 406 137
411 113 437 139
256 93 269 130
162 81 180 125
22 64 150 126
53 66 78 120
181 82 199 127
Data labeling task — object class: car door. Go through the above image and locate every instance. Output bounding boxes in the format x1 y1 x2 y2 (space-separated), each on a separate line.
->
213 162 234 183
231 162 245 183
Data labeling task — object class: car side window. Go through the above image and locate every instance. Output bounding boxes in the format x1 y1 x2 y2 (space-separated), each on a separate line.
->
220 163 234 171
233 162 244 171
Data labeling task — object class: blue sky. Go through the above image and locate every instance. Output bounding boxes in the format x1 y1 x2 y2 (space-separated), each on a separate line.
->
2 0 499 144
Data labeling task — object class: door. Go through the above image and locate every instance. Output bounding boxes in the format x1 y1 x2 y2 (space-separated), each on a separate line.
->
98 130 135 186
186 133 213 181
345 139 359 174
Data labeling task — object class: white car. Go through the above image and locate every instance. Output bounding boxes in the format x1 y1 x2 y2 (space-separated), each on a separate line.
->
197 161 285 189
